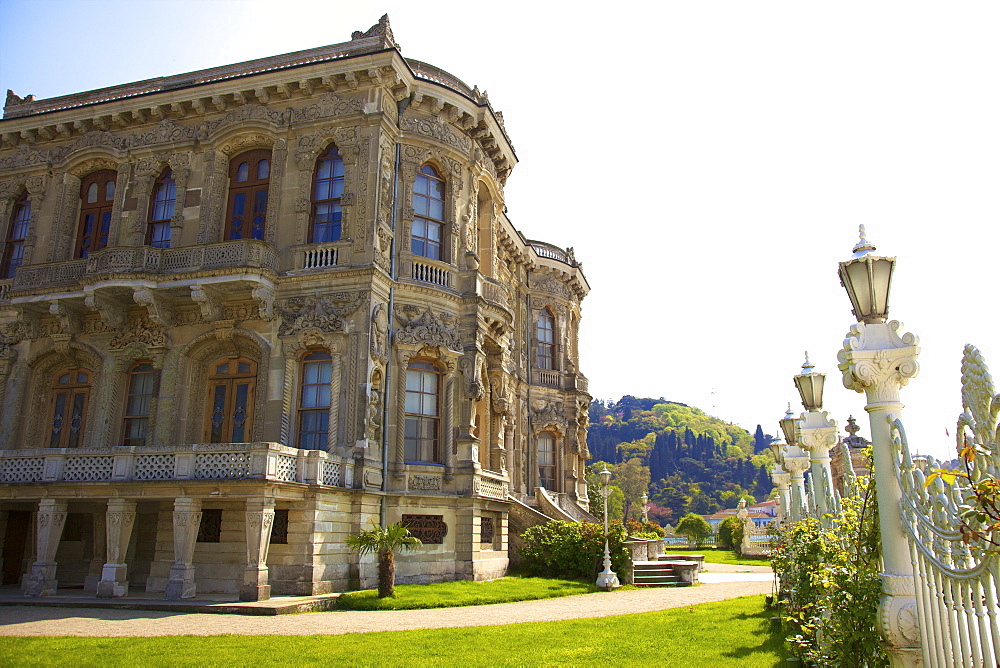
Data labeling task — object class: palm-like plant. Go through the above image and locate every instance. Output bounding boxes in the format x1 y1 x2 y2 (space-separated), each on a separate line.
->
345 521 422 597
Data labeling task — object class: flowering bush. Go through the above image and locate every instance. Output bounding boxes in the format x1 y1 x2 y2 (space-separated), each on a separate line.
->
519 520 629 580
770 449 888 666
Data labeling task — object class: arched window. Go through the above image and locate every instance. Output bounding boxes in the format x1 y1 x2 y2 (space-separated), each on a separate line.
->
122 362 155 446
225 150 270 241
146 169 176 249
404 360 440 463
2 192 31 278
537 433 556 490
48 368 92 448
298 350 331 450
206 358 257 443
412 164 444 260
310 145 344 243
537 309 555 370
76 170 116 258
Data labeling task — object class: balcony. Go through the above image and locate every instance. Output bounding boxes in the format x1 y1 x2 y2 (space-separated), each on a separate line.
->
530 369 589 392
407 257 452 289
0 442 350 488
12 239 278 293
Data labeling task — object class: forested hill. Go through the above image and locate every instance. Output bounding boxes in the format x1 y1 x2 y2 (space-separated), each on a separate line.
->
588 396 775 522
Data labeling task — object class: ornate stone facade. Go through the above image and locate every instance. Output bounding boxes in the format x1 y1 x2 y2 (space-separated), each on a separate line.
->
0 16 591 600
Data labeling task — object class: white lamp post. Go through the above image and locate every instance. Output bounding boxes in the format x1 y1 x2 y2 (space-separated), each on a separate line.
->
778 405 810 521
641 492 649 523
595 466 620 591
793 353 838 519
836 226 921 665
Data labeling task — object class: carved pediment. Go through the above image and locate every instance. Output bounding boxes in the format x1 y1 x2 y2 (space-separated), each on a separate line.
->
394 306 462 352
278 292 365 336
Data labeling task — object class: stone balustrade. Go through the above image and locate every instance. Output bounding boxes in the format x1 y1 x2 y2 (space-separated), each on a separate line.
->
11 239 278 291
474 470 509 500
0 442 350 487
410 259 451 288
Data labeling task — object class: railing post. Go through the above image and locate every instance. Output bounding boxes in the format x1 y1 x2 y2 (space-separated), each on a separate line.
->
838 320 922 666
797 411 838 520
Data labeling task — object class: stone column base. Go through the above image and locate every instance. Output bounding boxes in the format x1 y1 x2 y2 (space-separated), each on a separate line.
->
164 564 196 600
96 563 129 598
23 562 57 597
240 567 271 601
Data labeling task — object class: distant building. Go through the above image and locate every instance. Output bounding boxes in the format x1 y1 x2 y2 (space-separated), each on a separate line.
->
0 16 592 601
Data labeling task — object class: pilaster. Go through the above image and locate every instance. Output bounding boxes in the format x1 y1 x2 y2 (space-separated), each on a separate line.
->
241 497 275 601
97 498 136 598
23 499 67 596
164 497 201 600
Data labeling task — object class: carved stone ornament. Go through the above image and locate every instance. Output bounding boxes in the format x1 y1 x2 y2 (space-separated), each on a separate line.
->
291 94 365 124
369 303 389 362
531 399 564 429
202 105 285 139
278 292 365 337
108 316 167 350
351 13 400 49
394 306 462 352
400 116 471 152
530 276 572 299
837 320 920 404
408 475 441 491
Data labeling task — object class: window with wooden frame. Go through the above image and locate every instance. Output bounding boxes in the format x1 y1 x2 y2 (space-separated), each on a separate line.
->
2 192 31 278
205 357 257 443
122 361 155 446
536 309 555 370
298 350 331 450
146 169 176 248
404 360 441 463
225 149 270 241
537 432 556 490
76 170 116 258
310 145 344 244
411 164 445 260
48 368 92 448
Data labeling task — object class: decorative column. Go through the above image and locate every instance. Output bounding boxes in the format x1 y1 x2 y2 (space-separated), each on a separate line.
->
97 499 136 598
782 450 810 522
797 412 838 519
23 499 67 596
838 320 921 665
164 497 201 600
240 497 275 602
771 468 790 523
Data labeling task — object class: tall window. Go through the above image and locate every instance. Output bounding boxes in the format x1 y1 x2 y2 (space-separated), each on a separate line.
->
49 368 92 448
2 192 31 278
76 170 116 258
298 350 331 450
146 169 176 248
310 145 344 243
225 150 270 241
404 360 440 463
537 310 555 370
537 433 555 490
411 164 444 260
206 358 257 443
122 362 155 446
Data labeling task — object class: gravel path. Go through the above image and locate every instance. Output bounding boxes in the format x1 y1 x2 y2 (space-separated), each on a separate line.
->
0 570 774 637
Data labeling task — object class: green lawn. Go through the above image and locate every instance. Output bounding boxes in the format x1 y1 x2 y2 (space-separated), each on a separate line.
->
336 576 597 610
667 547 773 568
0 595 786 667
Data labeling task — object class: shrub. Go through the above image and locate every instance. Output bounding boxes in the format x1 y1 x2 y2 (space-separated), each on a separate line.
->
770 448 887 666
718 515 744 553
675 513 713 547
625 519 667 538
519 520 629 580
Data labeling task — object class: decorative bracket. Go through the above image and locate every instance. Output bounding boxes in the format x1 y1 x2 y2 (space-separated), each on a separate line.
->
251 284 275 321
49 300 83 335
133 287 174 327
190 284 223 321
83 288 126 331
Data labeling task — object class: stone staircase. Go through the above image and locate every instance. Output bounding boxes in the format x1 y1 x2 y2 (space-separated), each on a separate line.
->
631 556 701 587
632 561 685 587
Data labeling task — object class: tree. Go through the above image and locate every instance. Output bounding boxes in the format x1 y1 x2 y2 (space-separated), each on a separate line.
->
611 457 651 521
345 521 421 598
675 512 714 547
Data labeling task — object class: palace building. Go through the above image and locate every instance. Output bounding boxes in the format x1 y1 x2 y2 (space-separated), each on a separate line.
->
0 16 593 601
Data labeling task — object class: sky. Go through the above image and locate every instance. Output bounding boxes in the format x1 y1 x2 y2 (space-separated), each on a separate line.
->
1 0 996 460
